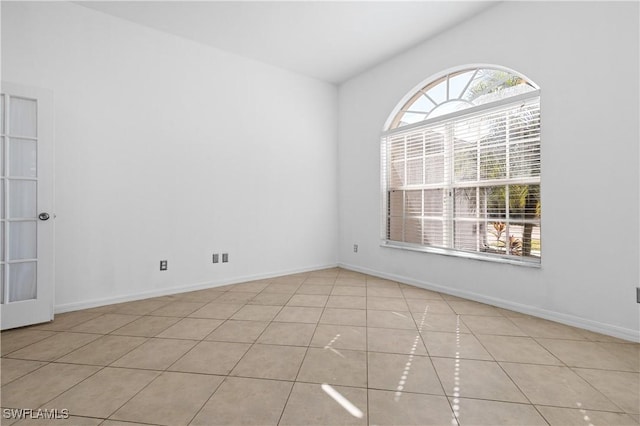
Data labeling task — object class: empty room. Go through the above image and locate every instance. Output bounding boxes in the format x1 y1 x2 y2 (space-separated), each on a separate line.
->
1 1 639 425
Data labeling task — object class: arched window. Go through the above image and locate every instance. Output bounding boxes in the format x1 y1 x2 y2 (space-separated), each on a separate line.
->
381 66 541 264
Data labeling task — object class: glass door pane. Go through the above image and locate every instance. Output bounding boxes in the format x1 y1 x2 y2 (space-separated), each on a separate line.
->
4 95 38 304
10 97 37 138
9 262 36 302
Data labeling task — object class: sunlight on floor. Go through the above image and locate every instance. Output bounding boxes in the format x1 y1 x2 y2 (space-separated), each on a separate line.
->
321 383 364 418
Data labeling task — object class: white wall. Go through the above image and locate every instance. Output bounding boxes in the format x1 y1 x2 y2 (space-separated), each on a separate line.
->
2 2 338 310
338 2 640 341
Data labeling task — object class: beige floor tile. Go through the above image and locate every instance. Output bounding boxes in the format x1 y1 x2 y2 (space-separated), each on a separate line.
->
273 307 323 323
150 301 207 317
406 299 454 314
367 310 416 330
1 413 20 426
537 339 638 371
500 362 619 410
247 292 292 305
1 329 57 356
302 277 336 286
368 352 443 395
168 340 250 375
110 299 169 315
476 334 562 365
440 294 468 302
302 277 335 290
368 389 453 426
1 363 100 408
56 335 146 365
599 342 640 372
494 308 532 318
111 338 196 370
214 292 257 304
187 302 243 319
271 276 306 286
5 332 101 361
1 358 47 385
327 296 366 309
337 274 365 282
30 311 103 332
366 287 403 298
69 314 140 334
574 368 640 414
7 269 636 426
230 344 306 380
14 415 103 426
110 315 180 337
279 382 367 425
335 278 366 287
536 406 639 426
227 281 270 292
367 328 427 355
319 308 366 327
111 371 223 426
262 283 300 294
205 320 269 343
169 288 224 303
191 377 292 425
509 316 589 340
433 358 527 403
296 284 333 295
286 294 329 308
401 287 444 300
303 272 338 285
257 322 316 346
453 398 547 425
447 301 502 316
331 286 366 296
367 297 408 311
156 318 223 340
422 331 493 360
460 315 526 336
420 313 471 333
340 272 368 280
310 325 366 351
230 305 282 321
368 278 398 287
411 307 440 329
297 347 367 387
47 367 159 418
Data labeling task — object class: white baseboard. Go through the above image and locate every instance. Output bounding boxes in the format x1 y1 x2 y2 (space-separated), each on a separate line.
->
54 262 338 314
339 262 640 343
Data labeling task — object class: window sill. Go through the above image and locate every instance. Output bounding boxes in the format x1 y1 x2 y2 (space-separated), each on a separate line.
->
380 240 542 268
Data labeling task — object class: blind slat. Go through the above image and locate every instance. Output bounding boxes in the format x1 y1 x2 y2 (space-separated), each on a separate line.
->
382 95 541 261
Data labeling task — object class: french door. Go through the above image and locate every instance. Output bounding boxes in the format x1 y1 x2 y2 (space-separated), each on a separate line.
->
0 82 54 330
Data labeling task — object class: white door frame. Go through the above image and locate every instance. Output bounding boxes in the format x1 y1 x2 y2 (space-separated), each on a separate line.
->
0 82 55 330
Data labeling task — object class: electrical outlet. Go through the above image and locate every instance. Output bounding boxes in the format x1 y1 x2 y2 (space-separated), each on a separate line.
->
222 253 229 263
160 260 168 271
213 254 219 263
353 244 358 253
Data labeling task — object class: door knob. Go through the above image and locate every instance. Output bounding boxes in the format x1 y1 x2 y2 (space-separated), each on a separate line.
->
38 212 50 221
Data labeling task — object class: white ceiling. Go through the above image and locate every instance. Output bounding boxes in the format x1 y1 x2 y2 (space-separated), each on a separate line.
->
78 1 497 84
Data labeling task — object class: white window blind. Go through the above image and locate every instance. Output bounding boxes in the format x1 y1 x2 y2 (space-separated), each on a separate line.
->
381 94 541 263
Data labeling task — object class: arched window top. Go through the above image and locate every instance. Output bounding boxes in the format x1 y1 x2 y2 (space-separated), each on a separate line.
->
389 66 538 130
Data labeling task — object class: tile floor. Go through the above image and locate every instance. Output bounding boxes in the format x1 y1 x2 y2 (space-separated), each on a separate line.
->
1 268 638 425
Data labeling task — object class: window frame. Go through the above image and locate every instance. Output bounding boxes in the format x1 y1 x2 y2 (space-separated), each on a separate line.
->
380 67 541 267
